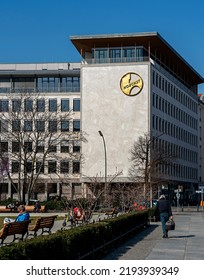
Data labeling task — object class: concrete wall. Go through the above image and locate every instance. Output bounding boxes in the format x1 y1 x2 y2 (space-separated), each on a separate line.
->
81 63 150 181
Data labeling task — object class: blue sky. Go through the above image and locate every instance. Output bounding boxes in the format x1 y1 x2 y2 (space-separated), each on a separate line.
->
1 0 204 92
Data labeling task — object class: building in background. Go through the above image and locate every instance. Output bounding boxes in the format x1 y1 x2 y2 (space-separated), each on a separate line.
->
70 32 204 203
0 32 204 204
0 62 83 201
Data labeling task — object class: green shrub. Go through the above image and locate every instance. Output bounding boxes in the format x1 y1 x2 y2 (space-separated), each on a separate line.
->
0 210 149 260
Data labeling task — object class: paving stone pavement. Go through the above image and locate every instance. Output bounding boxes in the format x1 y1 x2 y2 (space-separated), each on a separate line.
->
104 208 204 260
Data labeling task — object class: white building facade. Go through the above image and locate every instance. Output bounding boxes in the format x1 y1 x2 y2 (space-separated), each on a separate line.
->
70 32 204 202
0 32 203 203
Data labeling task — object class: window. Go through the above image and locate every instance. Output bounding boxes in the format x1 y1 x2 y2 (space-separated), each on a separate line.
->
122 48 135 61
73 99 80 111
12 142 20 153
24 120 33 132
73 161 80 174
73 141 80 153
48 141 57 153
61 99 69 111
37 99 45 112
94 49 108 63
36 120 45 132
0 100 9 112
73 120 80 131
24 99 33 112
0 142 8 153
36 162 44 173
37 141 44 153
12 99 21 112
49 99 57 112
24 141 32 153
0 120 8 132
61 120 69 132
12 161 20 173
60 161 69 173
12 120 20 132
49 120 57 132
61 140 69 153
1 157 8 176
48 161 56 173
25 161 32 173
110 48 121 62
0 183 8 193
47 183 57 193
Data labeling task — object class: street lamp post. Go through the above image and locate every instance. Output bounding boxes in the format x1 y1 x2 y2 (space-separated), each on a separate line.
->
98 130 107 203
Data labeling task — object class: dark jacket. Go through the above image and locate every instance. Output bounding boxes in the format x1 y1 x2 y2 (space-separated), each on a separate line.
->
156 198 172 216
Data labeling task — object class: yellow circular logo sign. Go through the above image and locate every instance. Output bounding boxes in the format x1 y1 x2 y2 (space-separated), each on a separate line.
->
120 72 143 96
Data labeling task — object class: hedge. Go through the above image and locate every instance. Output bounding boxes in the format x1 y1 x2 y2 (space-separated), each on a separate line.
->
0 210 149 260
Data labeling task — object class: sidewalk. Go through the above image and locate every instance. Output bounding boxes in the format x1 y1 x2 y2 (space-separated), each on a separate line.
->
104 208 204 260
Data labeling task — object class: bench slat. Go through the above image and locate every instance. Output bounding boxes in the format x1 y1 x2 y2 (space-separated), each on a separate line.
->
27 215 57 237
0 220 31 245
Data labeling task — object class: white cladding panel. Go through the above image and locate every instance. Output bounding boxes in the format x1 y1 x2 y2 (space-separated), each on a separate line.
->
81 64 150 180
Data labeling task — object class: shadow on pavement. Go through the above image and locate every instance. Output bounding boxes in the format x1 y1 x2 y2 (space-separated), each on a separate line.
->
103 224 159 260
169 234 195 239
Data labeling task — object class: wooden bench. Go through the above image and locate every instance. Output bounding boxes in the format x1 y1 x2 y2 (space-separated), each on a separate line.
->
27 215 58 237
0 220 31 245
0 205 16 213
25 205 46 213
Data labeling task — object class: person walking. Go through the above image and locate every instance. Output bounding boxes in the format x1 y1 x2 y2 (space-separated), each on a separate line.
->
156 194 173 238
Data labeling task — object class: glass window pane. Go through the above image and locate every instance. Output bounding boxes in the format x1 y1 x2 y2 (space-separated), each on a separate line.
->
49 120 57 132
12 120 20 132
12 142 20 153
36 120 45 132
37 99 45 112
73 99 80 111
12 100 21 112
73 120 80 131
61 120 69 132
61 99 69 111
48 161 56 173
60 161 69 173
0 100 9 112
24 99 33 112
49 99 57 112
24 120 32 131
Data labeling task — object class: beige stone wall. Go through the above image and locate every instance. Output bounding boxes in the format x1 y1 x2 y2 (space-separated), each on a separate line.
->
81 63 150 182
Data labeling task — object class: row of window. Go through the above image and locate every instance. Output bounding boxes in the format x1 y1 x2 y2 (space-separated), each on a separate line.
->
0 76 80 93
0 98 80 112
152 92 197 130
11 160 80 174
0 182 82 195
0 119 80 133
157 162 197 180
153 137 197 164
152 115 198 147
153 138 198 180
92 46 148 63
0 140 80 154
152 70 197 113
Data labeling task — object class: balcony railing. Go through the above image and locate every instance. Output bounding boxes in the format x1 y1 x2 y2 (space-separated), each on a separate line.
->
83 56 149 64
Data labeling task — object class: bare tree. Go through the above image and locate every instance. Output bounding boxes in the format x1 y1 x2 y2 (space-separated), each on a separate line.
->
0 92 83 204
129 133 178 205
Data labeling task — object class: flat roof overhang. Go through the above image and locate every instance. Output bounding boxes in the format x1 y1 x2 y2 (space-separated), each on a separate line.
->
70 32 204 86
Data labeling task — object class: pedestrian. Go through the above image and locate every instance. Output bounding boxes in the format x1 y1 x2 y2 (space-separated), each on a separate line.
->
33 201 41 213
156 194 173 238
